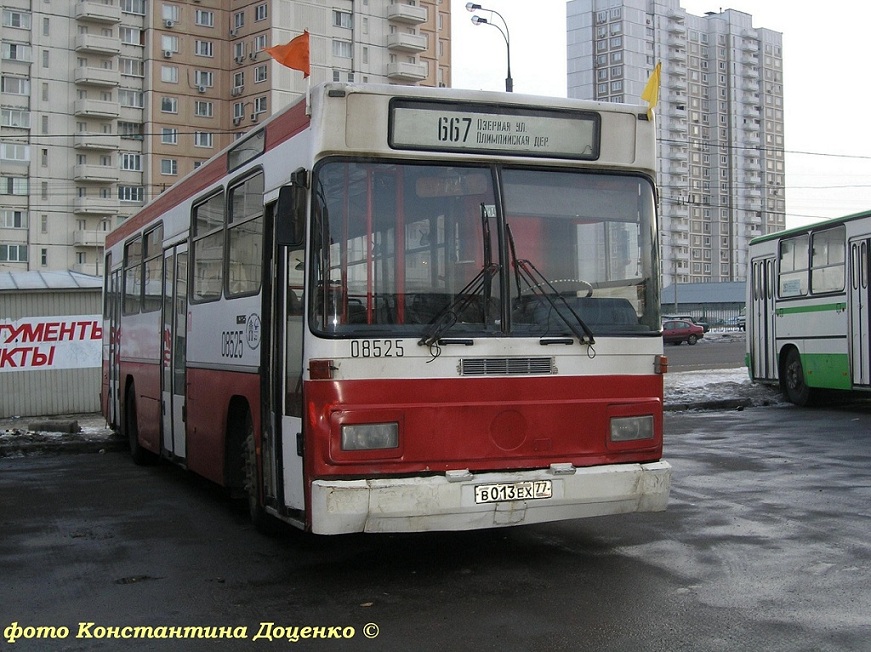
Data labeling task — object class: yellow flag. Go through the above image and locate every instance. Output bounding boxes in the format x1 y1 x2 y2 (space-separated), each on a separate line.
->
641 62 661 120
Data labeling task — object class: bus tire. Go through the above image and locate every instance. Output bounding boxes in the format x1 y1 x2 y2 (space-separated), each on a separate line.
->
125 385 155 465
783 348 813 406
243 417 282 535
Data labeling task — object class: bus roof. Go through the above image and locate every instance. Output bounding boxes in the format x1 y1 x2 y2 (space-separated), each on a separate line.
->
749 208 871 246
106 82 652 249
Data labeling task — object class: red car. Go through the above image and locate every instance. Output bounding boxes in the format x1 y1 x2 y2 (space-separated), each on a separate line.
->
662 319 704 345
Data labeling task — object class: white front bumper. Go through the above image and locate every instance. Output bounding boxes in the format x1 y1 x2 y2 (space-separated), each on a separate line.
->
310 461 671 534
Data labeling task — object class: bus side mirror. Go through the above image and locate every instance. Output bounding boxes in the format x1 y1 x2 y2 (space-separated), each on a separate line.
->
276 168 307 248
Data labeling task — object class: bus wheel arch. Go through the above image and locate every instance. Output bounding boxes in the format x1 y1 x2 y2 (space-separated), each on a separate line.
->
780 345 813 406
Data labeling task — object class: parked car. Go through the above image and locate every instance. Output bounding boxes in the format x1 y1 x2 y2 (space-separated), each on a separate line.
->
725 315 746 331
662 319 705 345
662 314 709 332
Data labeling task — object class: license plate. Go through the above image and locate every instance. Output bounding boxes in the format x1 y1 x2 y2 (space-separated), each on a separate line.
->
474 480 553 504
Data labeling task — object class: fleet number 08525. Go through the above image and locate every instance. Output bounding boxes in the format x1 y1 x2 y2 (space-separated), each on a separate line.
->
349 339 404 358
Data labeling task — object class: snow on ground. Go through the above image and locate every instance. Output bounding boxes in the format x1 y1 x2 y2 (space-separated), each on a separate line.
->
664 365 783 407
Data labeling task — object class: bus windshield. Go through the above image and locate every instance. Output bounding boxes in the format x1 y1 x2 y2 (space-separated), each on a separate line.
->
310 160 658 339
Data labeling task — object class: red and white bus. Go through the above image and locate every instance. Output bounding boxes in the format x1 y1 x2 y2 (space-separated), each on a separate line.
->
102 83 671 534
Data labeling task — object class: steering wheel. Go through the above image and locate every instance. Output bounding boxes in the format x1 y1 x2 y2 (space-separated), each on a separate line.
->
521 278 593 298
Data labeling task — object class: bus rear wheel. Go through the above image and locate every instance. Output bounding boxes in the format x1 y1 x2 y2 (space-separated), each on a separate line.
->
783 348 813 406
125 385 155 465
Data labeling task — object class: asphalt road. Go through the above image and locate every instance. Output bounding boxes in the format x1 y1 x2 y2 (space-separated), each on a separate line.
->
665 331 746 372
2 399 871 651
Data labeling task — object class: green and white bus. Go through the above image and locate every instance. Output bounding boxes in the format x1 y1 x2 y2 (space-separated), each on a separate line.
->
747 210 871 405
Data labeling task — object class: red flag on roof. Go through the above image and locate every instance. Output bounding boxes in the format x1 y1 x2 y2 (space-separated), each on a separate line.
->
266 30 310 78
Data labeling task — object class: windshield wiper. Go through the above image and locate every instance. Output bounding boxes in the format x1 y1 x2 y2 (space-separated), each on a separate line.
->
506 224 595 346
419 205 499 349
417 263 499 348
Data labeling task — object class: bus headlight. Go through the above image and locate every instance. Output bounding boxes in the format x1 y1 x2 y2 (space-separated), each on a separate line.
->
341 423 399 450
610 415 654 442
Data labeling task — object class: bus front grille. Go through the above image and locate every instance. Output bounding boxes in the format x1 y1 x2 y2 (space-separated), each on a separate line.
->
459 357 555 376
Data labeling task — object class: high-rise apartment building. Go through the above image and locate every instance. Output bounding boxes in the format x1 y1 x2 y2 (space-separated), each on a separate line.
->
567 0 784 285
0 0 450 275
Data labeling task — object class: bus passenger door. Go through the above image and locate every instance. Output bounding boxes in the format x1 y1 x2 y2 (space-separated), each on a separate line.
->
750 256 777 380
279 247 306 512
106 268 122 428
161 244 189 461
850 239 870 386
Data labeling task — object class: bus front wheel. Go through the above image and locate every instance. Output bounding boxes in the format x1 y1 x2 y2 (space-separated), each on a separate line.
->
243 417 282 535
783 348 812 406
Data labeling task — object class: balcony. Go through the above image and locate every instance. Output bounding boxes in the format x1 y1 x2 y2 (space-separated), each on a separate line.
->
73 164 119 183
387 3 427 24
74 66 120 87
667 124 687 137
73 230 107 247
74 133 119 150
76 1 121 23
74 197 120 215
387 32 427 53
75 33 121 56
71 262 104 275
387 61 427 82
74 99 120 119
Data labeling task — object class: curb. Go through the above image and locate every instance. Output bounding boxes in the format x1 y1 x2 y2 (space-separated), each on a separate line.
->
0 435 126 457
664 398 754 412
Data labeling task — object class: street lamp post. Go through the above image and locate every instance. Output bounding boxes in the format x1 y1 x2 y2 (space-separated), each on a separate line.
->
466 2 513 93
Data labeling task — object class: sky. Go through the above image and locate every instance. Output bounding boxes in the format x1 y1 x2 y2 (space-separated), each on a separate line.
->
450 0 871 229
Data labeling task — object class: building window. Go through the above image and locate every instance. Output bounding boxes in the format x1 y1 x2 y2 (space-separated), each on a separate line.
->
2 9 33 29
195 40 213 57
0 143 29 162
0 244 27 262
118 186 144 202
195 9 214 27
194 132 213 148
0 76 30 95
1 108 30 128
254 96 267 113
0 177 28 195
233 11 244 30
195 101 213 117
332 40 352 58
334 10 352 28
119 89 143 108
255 4 267 21
2 43 33 62
161 128 178 144
120 26 141 45
161 65 178 83
162 4 180 22
121 0 145 15
194 70 213 87
119 121 143 140
161 35 179 52
254 65 267 83
161 159 178 175
120 152 142 171
160 97 178 113
120 58 144 77
253 34 267 52
0 210 26 228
